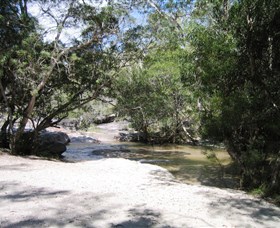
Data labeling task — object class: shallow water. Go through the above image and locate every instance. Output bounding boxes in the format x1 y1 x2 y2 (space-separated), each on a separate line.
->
63 122 240 188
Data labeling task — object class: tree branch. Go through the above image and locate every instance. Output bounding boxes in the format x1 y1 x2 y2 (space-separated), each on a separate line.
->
146 0 183 31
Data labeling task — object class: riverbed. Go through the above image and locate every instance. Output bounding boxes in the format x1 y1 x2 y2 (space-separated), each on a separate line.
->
63 122 240 189
2 122 280 227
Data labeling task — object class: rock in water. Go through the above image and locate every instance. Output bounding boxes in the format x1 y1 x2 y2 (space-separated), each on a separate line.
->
70 135 100 143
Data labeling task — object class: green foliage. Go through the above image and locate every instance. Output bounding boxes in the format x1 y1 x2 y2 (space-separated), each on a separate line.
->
114 48 198 143
189 0 280 192
0 0 141 154
0 0 35 52
1 0 279 196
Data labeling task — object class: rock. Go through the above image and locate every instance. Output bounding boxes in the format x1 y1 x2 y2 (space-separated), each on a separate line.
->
139 159 170 164
1 130 70 158
37 142 67 158
116 132 146 142
36 132 70 157
93 114 116 124
39 132 70 145
70 135 100 143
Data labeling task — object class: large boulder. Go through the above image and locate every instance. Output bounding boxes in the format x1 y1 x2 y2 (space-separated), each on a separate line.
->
14 131 70 158
37 131 70 158
37 142 67 158
39 131 70 145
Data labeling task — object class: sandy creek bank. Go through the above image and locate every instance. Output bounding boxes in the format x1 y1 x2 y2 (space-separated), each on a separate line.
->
64 122 238 188
1 122 280 227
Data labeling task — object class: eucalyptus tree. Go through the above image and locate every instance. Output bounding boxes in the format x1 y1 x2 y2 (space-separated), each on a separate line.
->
0 0 142 154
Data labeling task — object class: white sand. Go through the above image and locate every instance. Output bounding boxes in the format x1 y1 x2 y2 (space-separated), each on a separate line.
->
0 153 280 228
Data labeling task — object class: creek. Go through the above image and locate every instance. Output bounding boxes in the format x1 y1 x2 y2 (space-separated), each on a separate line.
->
63 122 240 189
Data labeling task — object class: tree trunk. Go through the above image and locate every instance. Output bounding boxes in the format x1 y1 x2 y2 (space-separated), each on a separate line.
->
270 150 280 193
12 131 36 156
0 120 10 148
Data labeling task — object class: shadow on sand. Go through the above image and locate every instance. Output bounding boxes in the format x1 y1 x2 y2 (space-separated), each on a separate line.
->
1 165 280 227
1 181 170 228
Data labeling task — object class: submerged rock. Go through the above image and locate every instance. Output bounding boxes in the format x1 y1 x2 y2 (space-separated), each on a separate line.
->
138 159 170 164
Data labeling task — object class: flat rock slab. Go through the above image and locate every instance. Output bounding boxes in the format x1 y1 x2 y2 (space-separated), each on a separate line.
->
0 154 280 227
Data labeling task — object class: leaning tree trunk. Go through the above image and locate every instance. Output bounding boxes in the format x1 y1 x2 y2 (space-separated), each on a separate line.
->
11 49 60 154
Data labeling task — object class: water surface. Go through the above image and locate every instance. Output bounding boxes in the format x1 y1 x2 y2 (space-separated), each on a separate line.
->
63 122 240 188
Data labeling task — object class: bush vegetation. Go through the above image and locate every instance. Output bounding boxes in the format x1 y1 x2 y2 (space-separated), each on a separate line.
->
0 0 279 196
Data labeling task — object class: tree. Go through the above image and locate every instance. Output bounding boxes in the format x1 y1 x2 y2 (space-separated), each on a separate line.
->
190 0 280 193
112 0 200 144
114 47 198 144
0 0 36 149
0 0 32 52
0 0 141 155
225 0 280 193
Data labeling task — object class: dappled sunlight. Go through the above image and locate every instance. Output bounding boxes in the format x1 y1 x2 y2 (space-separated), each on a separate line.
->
1 154 280 227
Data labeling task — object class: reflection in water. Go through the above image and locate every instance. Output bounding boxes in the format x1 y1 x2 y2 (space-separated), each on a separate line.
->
63 122 240 189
